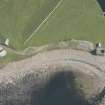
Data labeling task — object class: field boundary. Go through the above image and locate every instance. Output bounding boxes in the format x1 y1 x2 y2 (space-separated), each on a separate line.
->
24 0 64 44
4 39 94 56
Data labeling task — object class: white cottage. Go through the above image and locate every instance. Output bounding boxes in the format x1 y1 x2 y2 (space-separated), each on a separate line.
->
5 38 10 46
0 46 7 57
95 43 105 56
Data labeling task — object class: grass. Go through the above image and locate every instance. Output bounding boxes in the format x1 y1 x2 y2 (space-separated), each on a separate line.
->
27 0 105 47
0 0 60 49
1 0 105 50
0 0 105 62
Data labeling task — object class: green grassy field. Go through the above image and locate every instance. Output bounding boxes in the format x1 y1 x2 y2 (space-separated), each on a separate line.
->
0 0 60 49
26 0 105 46
0 0 105 62
0 0 105 49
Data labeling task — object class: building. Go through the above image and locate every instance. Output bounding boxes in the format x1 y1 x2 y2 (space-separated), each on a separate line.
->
0 38 9 58
103 12 105 16
0 46 7 58
95 43 105 56
5 38 9 46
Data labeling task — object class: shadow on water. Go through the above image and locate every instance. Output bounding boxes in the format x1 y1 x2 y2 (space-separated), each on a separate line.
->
1 71 105 105
31 71 90 105
97 0 105 12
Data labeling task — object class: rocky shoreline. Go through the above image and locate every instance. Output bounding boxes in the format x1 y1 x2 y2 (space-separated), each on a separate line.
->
0 48 105 104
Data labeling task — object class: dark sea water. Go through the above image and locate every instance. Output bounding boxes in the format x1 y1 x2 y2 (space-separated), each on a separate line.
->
0 71 104 105
97 0 105 12
36 72 89 105
0 71 91 105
